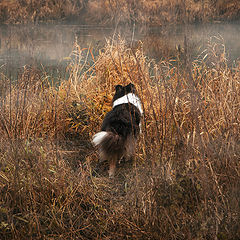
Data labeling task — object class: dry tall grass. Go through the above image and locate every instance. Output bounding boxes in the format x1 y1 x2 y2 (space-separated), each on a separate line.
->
0 37 239 239
0 0 240 24
0 0 87 24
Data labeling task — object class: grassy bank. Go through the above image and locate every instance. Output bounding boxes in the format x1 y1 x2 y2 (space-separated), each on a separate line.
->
0 0 240 25
0 38 240 239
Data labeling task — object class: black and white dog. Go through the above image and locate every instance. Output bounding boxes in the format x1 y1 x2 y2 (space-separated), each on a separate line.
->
92 83 143 177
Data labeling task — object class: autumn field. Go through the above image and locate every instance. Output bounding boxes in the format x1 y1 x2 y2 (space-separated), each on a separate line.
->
0 36 239 239
0 0 240 239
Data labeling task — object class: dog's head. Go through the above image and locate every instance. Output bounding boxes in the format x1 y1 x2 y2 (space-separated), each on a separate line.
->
113 83 136 102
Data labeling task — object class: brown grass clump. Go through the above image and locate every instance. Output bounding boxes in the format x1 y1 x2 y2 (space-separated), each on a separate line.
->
0 37 240 239
0 0 87 24
0 67 70 140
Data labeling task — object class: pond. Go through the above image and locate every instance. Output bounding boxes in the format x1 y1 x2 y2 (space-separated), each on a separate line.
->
0 21 240 79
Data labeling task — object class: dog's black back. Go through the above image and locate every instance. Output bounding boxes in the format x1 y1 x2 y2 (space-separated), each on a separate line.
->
101 101 141 138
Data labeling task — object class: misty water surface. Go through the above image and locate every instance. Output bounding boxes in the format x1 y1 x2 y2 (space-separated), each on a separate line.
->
0 21 239 79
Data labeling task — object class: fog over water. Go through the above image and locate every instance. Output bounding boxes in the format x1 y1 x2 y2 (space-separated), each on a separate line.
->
0 20 239 77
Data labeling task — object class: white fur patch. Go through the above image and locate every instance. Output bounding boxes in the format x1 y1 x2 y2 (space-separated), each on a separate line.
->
92 131 108 146
112 93 143 115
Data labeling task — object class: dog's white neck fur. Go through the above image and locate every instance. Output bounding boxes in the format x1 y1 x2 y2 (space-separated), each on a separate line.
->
112 93 143 115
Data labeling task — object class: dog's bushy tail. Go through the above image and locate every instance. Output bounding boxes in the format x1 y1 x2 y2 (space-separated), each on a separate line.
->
92 131 124 154
92 131 125 177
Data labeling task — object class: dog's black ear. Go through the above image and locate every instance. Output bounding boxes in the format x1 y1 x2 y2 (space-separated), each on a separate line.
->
115 85 123 92
126 83 136 93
